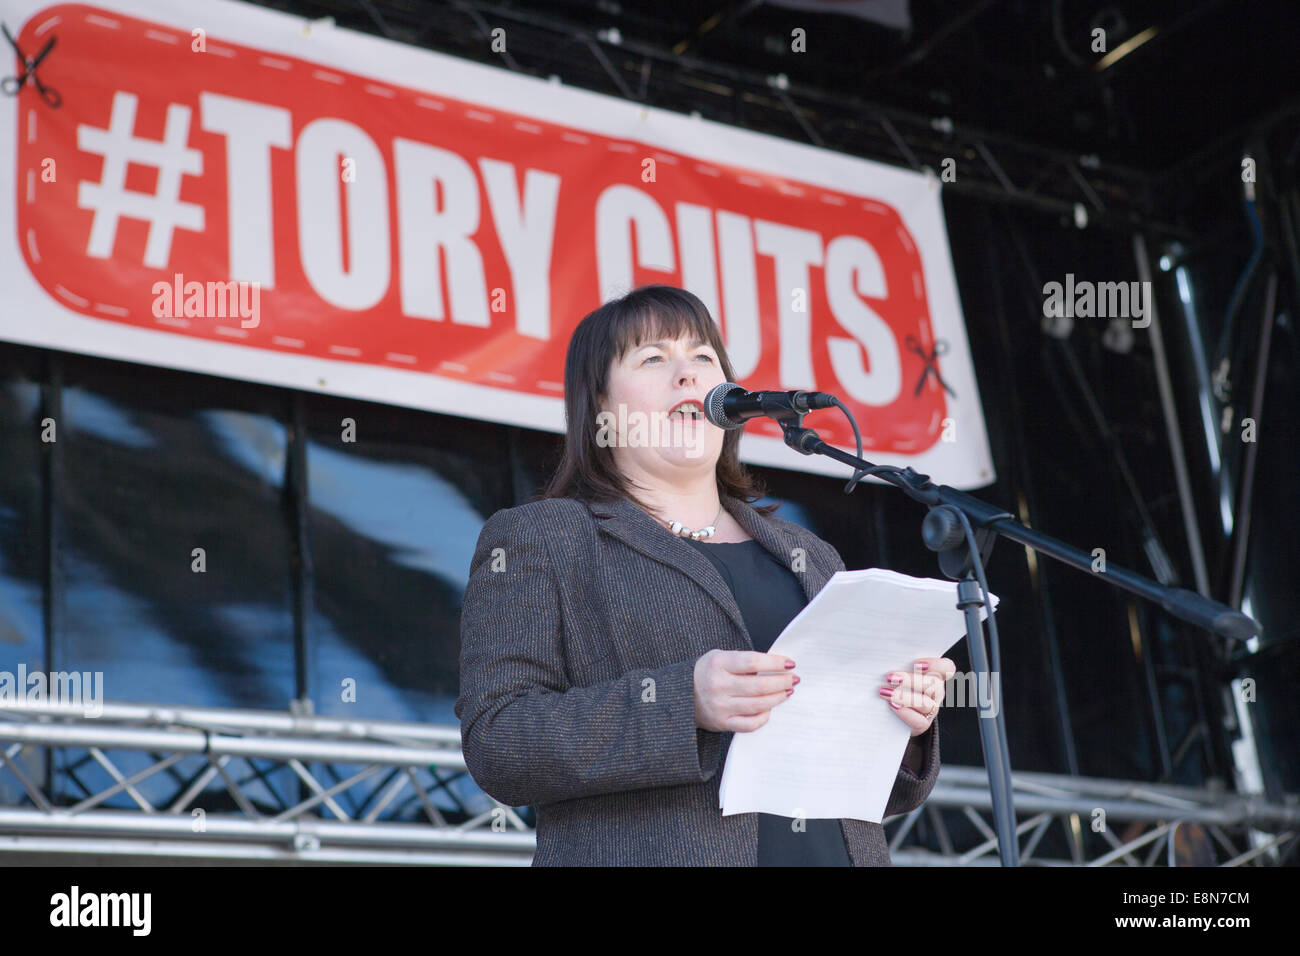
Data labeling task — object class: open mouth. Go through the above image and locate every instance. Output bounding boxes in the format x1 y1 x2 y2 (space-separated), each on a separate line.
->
666 399 705 422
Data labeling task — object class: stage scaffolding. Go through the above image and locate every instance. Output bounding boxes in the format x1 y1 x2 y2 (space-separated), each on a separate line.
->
287 0 1196 239
2 699 1294 866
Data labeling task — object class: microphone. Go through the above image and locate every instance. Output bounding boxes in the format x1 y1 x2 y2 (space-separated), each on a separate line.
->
703 382 838 430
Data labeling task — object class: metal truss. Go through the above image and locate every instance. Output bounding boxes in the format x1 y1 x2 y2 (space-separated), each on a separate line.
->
276 0 1190 238
2 699 1295 865
0 699 533 865
895 766 1298 867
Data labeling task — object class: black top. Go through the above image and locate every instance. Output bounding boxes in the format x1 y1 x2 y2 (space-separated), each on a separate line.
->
683 536 853 867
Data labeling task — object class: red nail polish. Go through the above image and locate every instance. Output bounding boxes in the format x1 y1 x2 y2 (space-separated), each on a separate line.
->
917 662 930 671
784 661 796 669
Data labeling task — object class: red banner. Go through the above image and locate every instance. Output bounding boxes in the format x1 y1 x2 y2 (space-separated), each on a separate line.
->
1 0 993 486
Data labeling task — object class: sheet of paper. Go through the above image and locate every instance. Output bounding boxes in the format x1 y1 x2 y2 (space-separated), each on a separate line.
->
718 568 998 823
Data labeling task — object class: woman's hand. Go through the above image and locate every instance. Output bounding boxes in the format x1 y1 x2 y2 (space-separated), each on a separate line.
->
693 650 798 733
880 656 956 737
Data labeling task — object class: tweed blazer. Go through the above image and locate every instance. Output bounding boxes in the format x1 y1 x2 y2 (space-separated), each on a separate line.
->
454 491 940 866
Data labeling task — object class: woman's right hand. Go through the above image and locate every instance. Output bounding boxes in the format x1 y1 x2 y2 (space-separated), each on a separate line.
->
693 650 798 733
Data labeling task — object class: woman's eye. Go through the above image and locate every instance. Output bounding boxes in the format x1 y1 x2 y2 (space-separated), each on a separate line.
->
641 352 711 364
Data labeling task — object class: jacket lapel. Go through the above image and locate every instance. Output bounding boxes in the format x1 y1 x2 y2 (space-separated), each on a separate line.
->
587 494 829 650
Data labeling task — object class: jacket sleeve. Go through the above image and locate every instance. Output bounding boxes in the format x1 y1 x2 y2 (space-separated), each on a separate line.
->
454 505 722 808
804 526 942 818
884 719 940 817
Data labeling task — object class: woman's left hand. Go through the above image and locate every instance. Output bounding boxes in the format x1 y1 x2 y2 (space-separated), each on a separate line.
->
879 657 956 737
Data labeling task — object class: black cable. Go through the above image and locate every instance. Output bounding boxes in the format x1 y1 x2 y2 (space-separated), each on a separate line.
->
831 397 868 493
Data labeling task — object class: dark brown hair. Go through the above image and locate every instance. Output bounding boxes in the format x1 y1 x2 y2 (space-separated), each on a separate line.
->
540 284 776 516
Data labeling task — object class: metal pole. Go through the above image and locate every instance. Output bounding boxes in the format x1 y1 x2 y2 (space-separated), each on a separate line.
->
1133 234 1212 597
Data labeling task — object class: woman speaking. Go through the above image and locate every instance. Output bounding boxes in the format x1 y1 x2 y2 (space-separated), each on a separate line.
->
455 284 953 866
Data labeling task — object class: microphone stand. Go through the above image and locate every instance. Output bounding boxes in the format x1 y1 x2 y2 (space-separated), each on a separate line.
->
767 408 1261 867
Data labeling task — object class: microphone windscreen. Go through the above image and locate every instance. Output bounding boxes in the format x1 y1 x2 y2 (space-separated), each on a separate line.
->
704 382 745 429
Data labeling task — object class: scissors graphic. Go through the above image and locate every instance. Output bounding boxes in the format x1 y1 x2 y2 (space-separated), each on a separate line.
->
905 333 956 398
2 23 61 108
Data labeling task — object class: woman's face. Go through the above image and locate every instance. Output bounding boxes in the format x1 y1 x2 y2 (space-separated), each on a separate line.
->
598 331 728 481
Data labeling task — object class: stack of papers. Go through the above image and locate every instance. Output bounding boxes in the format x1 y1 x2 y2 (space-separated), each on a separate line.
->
719 568 998 823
